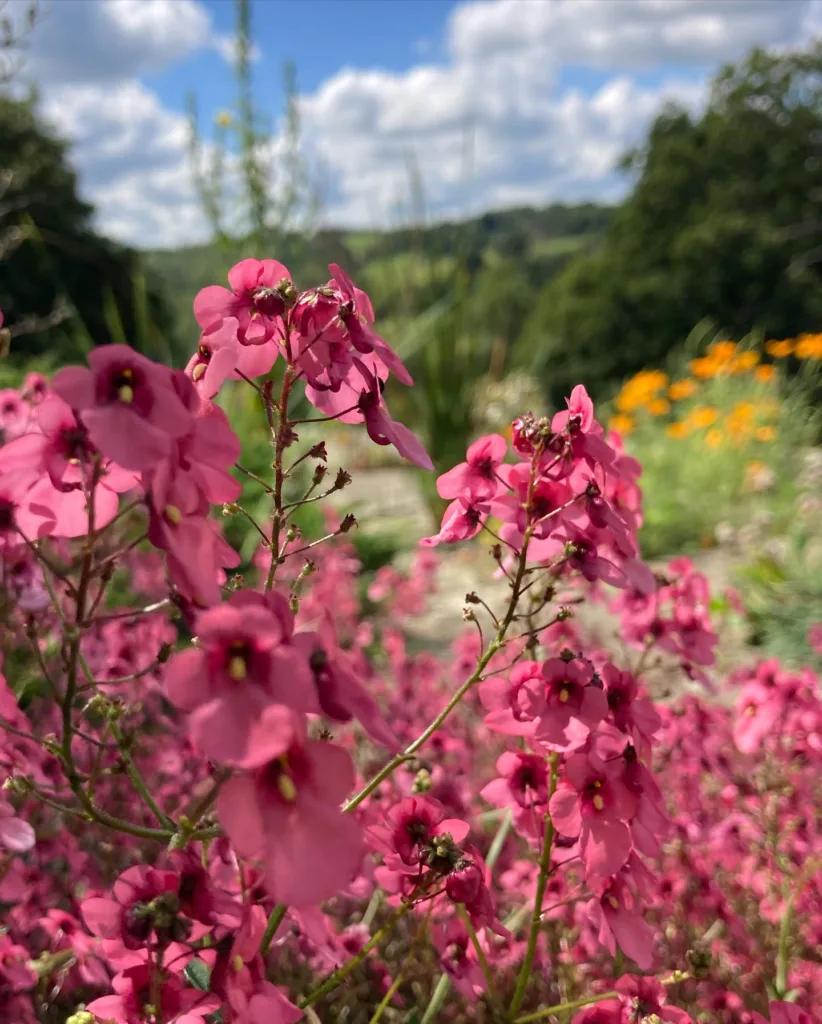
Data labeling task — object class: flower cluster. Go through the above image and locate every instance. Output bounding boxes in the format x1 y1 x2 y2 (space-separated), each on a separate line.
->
0 257 818 1024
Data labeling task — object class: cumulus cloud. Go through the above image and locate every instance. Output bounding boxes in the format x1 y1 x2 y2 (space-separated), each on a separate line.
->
13 0 213 85
11 0 821 246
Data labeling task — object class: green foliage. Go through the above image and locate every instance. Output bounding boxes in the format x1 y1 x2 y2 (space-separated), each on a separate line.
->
0 92 173 365
533 44 822 404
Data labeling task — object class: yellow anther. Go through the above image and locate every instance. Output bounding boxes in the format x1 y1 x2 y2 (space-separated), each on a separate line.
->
593 780 602 788
593 794 605 811
118 384 134 404
228 655 247 680
559 688 570 703
277 773 297 802
192 362 207 381
232 954 244 972
164 504 182 525
608 895 619 909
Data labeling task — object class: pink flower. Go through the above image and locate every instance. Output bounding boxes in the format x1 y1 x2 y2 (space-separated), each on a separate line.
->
86 964 219 1024
217 713 363 905
369 795 469 870
186 318 242 399
421 497 489 547
478 661 542 737
530 657 607 750
327 263 413 386
0 394 138 537
52 345 194 471
601 663 661 755
571 1005 621 1024
165 591 318 765
549 752 637 882
552 384 615 470
589 876 655 970
436 434 508 501
81 864 206 952
194 258 292 345
432 919 486 1001
753 1003 820 1024
0 799 34 852
294 631 398 748
614 974 693 1023
211 905 301 1024
481 750 549 838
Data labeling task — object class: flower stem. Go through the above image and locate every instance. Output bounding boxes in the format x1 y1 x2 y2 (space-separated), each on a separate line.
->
299 905 407 1008
508 753 559 1018
259 903 288 957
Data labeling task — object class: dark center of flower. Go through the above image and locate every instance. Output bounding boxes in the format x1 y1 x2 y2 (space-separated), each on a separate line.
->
1 401 16 416
61 424 92 463
0 498 15 532
226 639 252 681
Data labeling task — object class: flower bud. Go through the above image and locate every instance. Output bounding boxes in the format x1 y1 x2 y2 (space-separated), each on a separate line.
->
445 859 482 904
412 768 433 794
339 513 357 533
67 1012 96 1024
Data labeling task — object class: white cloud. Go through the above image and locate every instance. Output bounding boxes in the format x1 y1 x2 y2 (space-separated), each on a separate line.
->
15 0 212 85
12 0 821 246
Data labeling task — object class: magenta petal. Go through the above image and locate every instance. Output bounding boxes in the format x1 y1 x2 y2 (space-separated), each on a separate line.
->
437 818 470 844
217 776 265 859
51 365 95 409
165 649 208 711
228 258 262 295
603 901 654 970
549 783 582 837
582 819 632 880
193 285 235 328
0 816 35 852
263 796 362 906
82 897 121 939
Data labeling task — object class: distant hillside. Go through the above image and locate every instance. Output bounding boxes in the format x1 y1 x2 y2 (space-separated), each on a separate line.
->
145 202 614 358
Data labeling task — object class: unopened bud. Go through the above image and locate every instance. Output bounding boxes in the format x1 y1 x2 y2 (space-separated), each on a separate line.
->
157 642 173 664
334 468 352 490
67 1012 96 1024
311 463 328 486
286 525 299 543
339 513 357 533
465 592 481 604
556 606 573 621
685 945 713 978
559 648 575 662
222 503 239 517
462 607 477 622
412 768 433 794
308 441 328 462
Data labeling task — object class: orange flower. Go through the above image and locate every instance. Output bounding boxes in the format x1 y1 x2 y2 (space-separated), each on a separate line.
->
755 425 777 442
755 364 776 383
765 339 793 358
794 333 822 360
647 397 671 416
689 357 721 379
688 406 719 429
705 428 724 449
728 351 760 374
668 378 698 401
608 413 635 436
615 370 669 412
665 421 691 439
708 340 738 363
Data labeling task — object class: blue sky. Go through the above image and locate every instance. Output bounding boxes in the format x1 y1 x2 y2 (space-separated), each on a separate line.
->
12 0 821 247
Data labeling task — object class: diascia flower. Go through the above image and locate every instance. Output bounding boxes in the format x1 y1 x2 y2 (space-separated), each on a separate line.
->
165 590 318 765
194 257 292 346
216 710 363 906
52 345 194 471
86 964 219 1024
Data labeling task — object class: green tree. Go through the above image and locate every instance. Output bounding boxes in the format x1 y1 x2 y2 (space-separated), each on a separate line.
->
0 92 173 365
529 44 822 404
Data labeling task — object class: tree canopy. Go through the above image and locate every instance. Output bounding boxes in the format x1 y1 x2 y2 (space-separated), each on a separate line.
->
0 93 172 366
528 44 822 403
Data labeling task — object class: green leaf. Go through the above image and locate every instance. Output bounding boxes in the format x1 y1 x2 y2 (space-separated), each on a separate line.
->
185 959 211 991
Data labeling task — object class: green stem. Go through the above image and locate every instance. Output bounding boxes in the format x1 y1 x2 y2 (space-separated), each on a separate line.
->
266 364 296 591
300 905 407 1008
514 972 691 1024
514 990 618 1024
260 903 288 957
344 522 535 815
420 973 452 1024
508 753 559 1018
110 721 175 829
